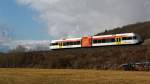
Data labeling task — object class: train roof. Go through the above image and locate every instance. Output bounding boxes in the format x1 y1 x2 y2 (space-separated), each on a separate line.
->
51 37 81 43
93 33 137 38
116 32 136 36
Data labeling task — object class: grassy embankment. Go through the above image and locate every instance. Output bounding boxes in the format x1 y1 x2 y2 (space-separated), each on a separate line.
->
0 68 150 84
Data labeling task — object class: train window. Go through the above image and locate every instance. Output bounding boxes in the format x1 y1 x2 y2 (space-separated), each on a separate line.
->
106 38 115 43
64 41 80 46
71 41 80 45
66 42 68 46
122 37 132 40
70 42 73 45
105 39 109 43
76 41 81 45
51 43 58 46
93 40 97 43
127 37 132 40
101 39 106 43
73 42 76 45
66 42 69 45
133 36 137 39
111 39 115 42
94 40 98 43
73 42 75 45
93 39 104 43
93 39 102 43
122 37 127 40
97 40 101 43
63 42 67 46
68 42 71 45
93 39 115 43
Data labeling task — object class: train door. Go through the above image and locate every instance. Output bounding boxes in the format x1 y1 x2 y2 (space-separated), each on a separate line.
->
58 42 63 48
82 36 92 47
115 37 122 45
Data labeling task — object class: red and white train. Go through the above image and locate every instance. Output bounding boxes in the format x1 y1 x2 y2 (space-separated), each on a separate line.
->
50 33 143 49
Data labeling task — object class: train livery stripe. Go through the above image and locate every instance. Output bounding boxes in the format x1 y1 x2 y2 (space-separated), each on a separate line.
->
92 36 115 40
57 40 81 43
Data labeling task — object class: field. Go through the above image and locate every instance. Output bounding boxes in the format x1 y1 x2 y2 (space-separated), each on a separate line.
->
0 68 150 84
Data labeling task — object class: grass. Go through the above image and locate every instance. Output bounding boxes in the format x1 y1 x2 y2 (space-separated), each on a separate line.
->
0 68 150 84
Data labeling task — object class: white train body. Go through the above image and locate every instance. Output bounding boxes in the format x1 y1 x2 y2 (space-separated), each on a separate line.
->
50 38 82 49
50 33 143 50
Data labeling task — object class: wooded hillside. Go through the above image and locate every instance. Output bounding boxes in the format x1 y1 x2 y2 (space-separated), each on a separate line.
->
0 21 150 70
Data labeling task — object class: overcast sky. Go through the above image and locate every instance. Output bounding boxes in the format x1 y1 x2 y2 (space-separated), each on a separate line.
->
17 0 150 38
0 0 150 50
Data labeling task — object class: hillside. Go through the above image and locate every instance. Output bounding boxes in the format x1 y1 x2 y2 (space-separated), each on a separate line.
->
96 21 150 40
0 21 150 70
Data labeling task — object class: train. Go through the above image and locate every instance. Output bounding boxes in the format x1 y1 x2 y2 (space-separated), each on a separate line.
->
50 33 143 49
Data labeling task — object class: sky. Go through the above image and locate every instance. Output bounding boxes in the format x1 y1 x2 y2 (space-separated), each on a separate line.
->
0 0 50 40
0 0 150 50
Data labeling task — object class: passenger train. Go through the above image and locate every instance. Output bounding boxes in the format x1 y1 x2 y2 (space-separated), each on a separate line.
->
50 33 143 50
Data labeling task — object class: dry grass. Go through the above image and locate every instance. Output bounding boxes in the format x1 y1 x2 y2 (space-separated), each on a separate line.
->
0 68 150 84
